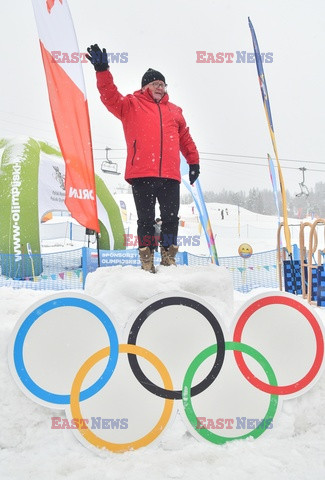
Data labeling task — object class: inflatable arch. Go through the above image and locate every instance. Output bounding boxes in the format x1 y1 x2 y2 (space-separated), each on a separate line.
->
0 137 125 278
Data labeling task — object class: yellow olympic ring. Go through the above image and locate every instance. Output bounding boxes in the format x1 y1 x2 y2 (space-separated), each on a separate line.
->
70 344 174 453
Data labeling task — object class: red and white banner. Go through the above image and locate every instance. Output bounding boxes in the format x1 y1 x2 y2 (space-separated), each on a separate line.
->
31 0 99 231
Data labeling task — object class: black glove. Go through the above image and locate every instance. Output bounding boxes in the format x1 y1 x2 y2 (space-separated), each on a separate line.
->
189 164 200 185
86 44 108 72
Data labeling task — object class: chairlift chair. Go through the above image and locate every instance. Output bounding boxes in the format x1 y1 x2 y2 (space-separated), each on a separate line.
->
100 147 121 175
295 167 309 198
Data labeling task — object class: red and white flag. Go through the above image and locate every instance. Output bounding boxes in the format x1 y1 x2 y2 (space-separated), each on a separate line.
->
31 0 99 231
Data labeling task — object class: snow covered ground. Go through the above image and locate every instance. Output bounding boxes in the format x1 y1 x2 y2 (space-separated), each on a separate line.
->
1 200 325 479
1 277 325 479
41 194 316 257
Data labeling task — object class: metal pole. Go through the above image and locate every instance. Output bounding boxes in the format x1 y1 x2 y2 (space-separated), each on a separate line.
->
96 232 100 267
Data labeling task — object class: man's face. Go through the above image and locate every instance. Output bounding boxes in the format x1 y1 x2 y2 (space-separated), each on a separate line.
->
143 80 167 102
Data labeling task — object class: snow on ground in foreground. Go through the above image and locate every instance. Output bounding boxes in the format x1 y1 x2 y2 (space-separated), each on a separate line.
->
1 263 325 480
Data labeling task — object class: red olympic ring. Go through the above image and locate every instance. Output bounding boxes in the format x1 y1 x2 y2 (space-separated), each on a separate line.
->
233 295 324 395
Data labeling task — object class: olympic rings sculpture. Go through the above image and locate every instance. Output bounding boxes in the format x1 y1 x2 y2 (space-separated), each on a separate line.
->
8 291 325 453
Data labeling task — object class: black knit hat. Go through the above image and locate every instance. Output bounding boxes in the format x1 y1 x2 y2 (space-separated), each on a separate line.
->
141 68 166 88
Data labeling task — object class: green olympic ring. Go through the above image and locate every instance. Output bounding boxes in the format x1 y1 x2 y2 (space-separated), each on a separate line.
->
182 341 279 444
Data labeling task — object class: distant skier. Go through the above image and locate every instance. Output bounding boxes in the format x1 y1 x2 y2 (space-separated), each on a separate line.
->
86 44 200 272
221 209 224 220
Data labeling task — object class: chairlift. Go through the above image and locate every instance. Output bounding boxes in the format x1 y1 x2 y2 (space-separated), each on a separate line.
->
100 147 121 175
295 167 309 198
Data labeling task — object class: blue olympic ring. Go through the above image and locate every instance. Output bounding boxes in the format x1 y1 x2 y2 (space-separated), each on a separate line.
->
13 297 119 404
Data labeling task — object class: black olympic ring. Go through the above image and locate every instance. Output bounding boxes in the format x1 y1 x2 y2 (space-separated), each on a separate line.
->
127 296 225 399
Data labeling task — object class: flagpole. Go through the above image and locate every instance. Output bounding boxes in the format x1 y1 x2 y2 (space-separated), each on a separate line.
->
195 178 219 264
248 17 297 292
180 155 219 265
248 18 291 253
96 232 100 267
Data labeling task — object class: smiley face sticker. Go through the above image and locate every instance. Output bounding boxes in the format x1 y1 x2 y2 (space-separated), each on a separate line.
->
238 243 253 259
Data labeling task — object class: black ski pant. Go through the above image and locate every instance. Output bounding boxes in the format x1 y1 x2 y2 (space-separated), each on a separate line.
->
131 177 180 250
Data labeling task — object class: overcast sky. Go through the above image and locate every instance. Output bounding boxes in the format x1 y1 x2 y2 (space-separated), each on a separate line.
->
1 0 325 195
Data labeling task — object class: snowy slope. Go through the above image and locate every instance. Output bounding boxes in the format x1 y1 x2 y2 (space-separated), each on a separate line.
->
41 193 318 258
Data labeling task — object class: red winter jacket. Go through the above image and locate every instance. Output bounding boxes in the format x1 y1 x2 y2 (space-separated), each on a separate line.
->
96 70 199 183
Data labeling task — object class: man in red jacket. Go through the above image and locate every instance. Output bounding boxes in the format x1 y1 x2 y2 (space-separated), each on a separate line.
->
87 44 200 273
